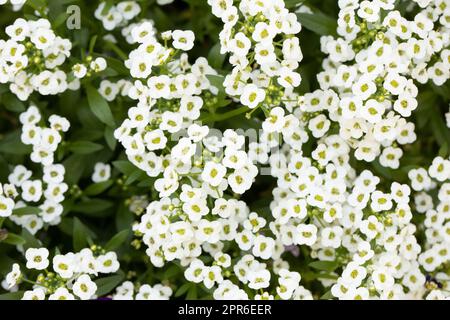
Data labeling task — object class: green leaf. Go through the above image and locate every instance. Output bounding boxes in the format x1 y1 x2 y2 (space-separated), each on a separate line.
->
104 229 130 251
104 126 117 150
320 290 334 300
84 180 114 196
52 12 69 29
72 128 104 141
0 254 15 274
124 169 146 185
89 35 98 54
95 274 124 297
21 228 41 250
186 285 197 300
0 291 24 300
315 273 339 280
12 206 41 216
174 283 191 298
101 0 115 15
26 0 47 11
113 160 139 176
1 233 26 246
163 264 181 279
85 84 115 127
308 260 339 272
0 130 31 155
68 141 103 154
2 93 25 112
103 57 129 75
429 105 450 150
207 42 226 70
284 0 302 8
73 217 90 251
72 198 114 214
371 159 407 183
297 12 337 36
206 74 225 93
431 82 450 100
136 176 156 187
438 143 449 158
63 154 86 185
115 203 134 232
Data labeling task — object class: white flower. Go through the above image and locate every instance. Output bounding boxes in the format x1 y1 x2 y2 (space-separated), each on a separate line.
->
48 287 75 300
30 27 55 49
5 18 29 41
42 164 65 184
99 80 119 102
184 259 206 283
172 30 195 51
230 32 251 57
72 274 97 300
97 252 120 273
91 57 107 72
92 162 111 183
240 84 265 109
53 254 75 279
379 147 403 169
73 64 87 78
252 235 275 260
352 241 374 265
408 168 432 191
372 267 395 291
195 219 221 244
21 180 43 202
25 248 49 270
262 107 285 133
320 226 343 249
428 156 450 182
390 182 410 204
359 215 383 240
341 262 367 287
277 67 301 89
248 269 271 290
202 161 227 187
370 191 393 212
5 263 21 289
296 224 317 246
22 288 46 300
0 195 14 217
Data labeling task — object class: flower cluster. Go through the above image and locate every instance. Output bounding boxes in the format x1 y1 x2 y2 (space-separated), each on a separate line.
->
115 25 219 182
131 128 261 268
298 0 450 167
72 56 107 80
113 281 172 300
95 1 141 31
407 156 450 299
261 134 427 299
0 18 73 100
5 246 120 300
0 106 70 233
0 162 68 233
20 105 70 166
98 78 132 101
209 0 303 112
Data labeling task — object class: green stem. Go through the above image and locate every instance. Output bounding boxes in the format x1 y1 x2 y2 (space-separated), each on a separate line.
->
103 42 128 61
201 106 249 123
22 278 48 289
